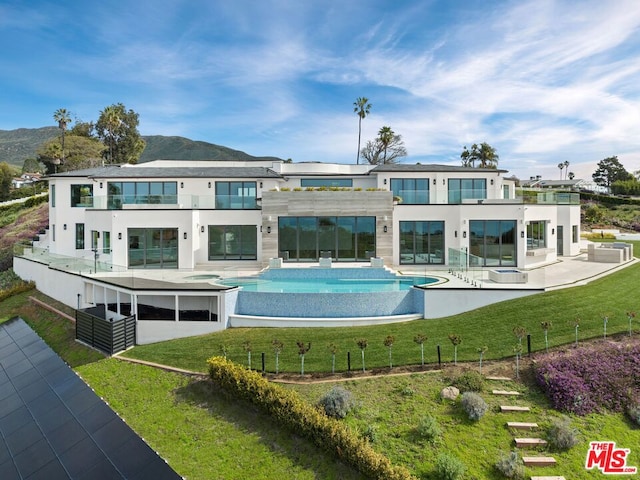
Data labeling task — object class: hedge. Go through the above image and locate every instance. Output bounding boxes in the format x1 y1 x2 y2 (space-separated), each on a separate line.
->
207 356 416 480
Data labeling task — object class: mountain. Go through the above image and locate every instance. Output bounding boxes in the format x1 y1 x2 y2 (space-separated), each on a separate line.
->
0 127 283 168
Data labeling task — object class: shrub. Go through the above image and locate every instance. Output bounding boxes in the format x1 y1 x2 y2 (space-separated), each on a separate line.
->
495 451 525 479
207 357 416 480
434 452 465 480
318 386 356 419
416 414 441 442
535 343 640 415
461 392 488 421
452 370 484 392
362 424 378 443
627 403 640 426
546 417 579 451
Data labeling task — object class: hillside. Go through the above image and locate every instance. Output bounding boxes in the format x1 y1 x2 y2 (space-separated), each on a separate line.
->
0 127 283 167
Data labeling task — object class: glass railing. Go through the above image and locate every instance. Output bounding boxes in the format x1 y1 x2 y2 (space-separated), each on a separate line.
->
448 247 486 286
84 194 260 210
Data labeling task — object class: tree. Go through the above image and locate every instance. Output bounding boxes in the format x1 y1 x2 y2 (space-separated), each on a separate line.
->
296 341 311 375
53 108 71 167
627 311 635 337
360 127 407 165
0 162 13 201
353 97 371 165
557 162 564 179
513 326 527 348
383 335 395 368
272 339 284 374
568 172 575 180
563 160 570 179
448 334 462 365
592 156 631 189
460 143 499 168
477 345 488 374
573 318 580 347
413 334 428 366
540 321 552 352
22 158 42 174
37 135 105 174
95 103 145 164
356 338 368 371
70 120 96 138
328 343 338 374
242 340 252 369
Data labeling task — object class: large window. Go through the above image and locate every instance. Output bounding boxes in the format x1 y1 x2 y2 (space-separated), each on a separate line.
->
107 182 177 208
300 178 353 188
278 216 375 262
390 179 429 204
469 220 516 266
215 182 257 209
71 184 93 207
448 179 486 204
527 221 546 249
75 223 85 250
208 225 257 260
128 228 178 269
400 221 444 264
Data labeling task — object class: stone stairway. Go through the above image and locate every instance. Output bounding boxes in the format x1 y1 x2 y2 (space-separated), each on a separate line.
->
488 377 564 480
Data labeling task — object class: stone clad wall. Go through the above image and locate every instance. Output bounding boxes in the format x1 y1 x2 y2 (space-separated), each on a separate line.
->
260 190 394 265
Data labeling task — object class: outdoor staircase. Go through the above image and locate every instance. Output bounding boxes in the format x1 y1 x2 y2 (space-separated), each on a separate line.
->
488 376 564 479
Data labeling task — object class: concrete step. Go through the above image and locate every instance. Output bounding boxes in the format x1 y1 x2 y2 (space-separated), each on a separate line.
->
487 376 512 381
515 437 548 448
493 389 522 395
530 476 565 480
500 405 530 412
507 421 539 430
523 456 556 467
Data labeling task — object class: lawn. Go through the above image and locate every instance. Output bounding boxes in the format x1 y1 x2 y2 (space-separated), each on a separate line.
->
121 260 640 375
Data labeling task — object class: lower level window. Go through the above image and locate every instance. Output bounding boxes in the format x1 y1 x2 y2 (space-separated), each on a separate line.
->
128 228 178 269
75 223 85 250
527 221 546 249
469 220 516 266
208 225 257 260
399 221 444 264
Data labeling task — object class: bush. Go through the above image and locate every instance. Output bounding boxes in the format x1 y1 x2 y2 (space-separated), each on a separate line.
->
318 386 356 419
546 417 579 451
628 403 640 426
452 370 484 392
415 414 441 442
495 451 525 479
461 392 488 421
207 357 416 480
535 343 640 415
362 424 378 443
434 452 465 480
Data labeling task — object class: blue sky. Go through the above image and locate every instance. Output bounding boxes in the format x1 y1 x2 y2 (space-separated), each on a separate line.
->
2 0 640 181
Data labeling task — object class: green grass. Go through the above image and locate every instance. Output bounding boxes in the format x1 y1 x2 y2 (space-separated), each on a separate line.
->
122 260 640 374
285 368 640 479
77 360 363 480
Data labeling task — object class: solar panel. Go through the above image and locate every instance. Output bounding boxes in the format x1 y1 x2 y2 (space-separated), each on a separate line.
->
0 317 182 479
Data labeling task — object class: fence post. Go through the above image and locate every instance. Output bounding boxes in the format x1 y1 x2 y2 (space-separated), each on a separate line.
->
527 334 532 357
261 352 265 373
347 351 351 372
437 344 441 367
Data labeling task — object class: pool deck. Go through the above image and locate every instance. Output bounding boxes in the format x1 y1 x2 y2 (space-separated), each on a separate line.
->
91 249 636 292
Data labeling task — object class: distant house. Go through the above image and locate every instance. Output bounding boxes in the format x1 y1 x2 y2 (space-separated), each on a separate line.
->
521 177 587 191
11 172 42 189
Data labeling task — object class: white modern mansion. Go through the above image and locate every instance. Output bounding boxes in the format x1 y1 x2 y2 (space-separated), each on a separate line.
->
14 159 581 345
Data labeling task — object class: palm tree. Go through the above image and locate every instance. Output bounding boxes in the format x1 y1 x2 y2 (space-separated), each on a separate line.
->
353 97 371 165
378 126 394 163
563 160 570 179
53 108 71 169
101 105 122 164
477 142 499 168
558 162 564 179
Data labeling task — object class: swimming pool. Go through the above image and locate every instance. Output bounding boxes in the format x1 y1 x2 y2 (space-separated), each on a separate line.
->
219 275 437 293
223 268 438 319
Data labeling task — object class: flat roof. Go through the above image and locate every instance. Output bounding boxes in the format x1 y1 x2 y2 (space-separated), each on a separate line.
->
0 317 182 479
51 166 282 179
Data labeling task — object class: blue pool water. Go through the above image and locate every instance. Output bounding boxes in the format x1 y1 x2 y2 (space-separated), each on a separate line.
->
220 269 438 293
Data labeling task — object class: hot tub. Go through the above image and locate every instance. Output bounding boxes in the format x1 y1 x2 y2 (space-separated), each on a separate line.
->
488 269 528 284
